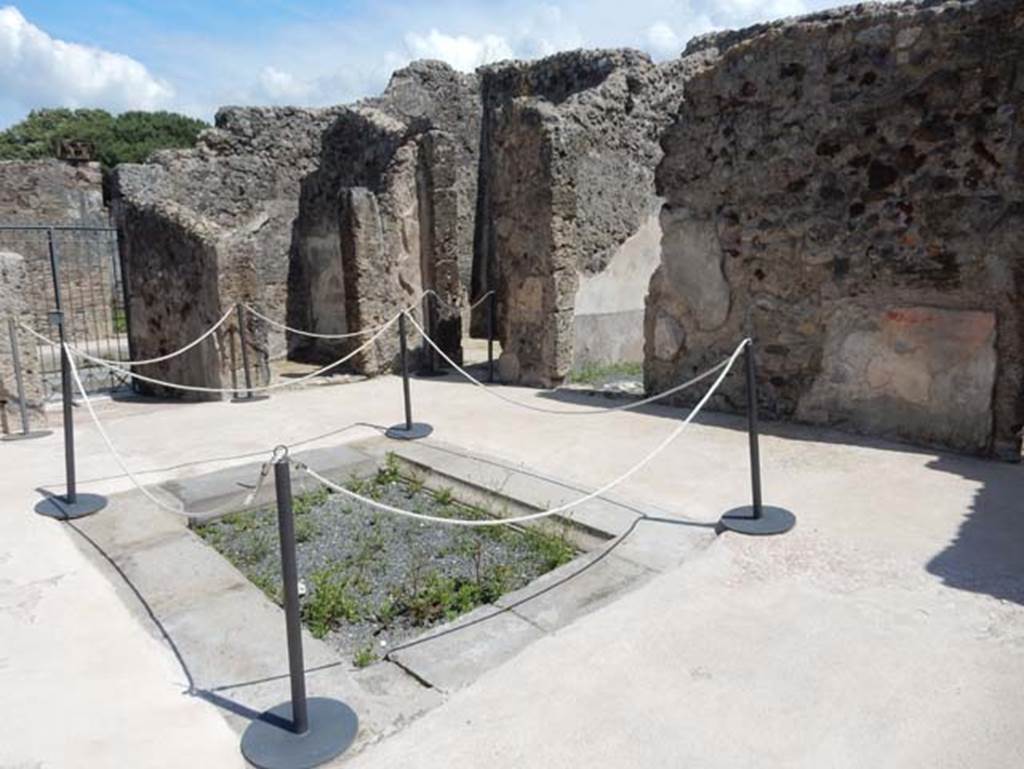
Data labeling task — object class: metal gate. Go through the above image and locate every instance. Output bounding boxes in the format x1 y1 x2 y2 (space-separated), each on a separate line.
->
0 224 131 399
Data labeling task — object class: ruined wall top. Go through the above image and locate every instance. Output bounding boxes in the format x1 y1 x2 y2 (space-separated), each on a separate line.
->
0 159 105 226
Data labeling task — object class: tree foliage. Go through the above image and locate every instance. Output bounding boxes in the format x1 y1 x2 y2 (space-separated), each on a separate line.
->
0 108 209 169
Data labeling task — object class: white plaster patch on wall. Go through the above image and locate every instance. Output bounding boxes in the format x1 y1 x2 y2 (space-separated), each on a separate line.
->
797 304 997 451
571 212 661 366
574 212 662 316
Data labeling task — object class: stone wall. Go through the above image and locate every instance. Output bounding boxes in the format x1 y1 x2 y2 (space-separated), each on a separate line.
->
116 200 225 399
0 159 105 225
474 50 689 386
289 61 480 370
112 106 342 394
0 160 114 344
0 252 46 433
647 0 1024 457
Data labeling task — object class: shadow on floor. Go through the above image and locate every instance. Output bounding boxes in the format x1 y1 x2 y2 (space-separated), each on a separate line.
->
925 454 1024 605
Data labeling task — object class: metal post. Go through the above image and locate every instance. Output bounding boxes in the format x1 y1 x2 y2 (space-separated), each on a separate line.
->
35 229 105 518
241 455 358 769
3 317 51 441
486 291 496 384
745 339 763 520
385 312 432 440
400 312 413 429
232 303 267 403
274 460 309 734
718 337 795 536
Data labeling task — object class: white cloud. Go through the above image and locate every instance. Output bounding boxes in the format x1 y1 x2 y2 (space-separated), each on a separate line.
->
0 5 173 116
404 29 516 71
0 0 848 127
645 21 682 59
717 0 808 18
258 66 315 102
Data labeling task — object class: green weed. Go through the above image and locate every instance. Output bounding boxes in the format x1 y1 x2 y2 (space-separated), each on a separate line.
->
568 360 642 385
353 644 378 668
302 566 364 638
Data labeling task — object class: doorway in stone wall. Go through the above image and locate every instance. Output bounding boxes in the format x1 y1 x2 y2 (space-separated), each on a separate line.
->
0 224 132 399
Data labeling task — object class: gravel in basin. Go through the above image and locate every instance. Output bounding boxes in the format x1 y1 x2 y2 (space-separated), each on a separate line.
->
196 461 575 666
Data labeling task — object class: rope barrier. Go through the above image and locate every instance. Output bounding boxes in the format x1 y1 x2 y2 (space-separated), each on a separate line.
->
71 307 233 367
65 343 273 518
405 311 730 416
11 307 233 368
422 289 494 314
243 292 429 340
55 312 400 395
293 337 748 527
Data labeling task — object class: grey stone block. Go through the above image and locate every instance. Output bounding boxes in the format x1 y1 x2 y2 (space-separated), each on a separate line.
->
389 606 544 693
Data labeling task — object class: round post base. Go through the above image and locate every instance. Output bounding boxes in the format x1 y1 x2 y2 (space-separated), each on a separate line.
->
385 422 433 440
231 394 270 404
718 505 796 536
241 697 358 769
35 493 107 520
3 430 53 442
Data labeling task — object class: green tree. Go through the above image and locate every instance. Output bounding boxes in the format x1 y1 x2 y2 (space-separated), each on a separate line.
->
0 108 208 169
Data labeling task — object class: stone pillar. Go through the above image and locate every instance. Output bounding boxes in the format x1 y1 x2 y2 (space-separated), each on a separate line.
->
0 252 47 434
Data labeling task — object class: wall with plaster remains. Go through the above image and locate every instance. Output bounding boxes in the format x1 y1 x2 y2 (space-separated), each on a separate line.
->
648 0 1024 457
474 50 691 386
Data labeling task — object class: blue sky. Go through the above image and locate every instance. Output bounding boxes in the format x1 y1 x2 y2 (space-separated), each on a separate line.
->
1 0 847 128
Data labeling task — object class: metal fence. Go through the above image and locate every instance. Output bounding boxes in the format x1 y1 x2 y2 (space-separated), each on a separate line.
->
0 224 132 399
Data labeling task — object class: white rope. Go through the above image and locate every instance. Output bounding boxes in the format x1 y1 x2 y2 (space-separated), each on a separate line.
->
63 313 399 395
65 343 272 518
244 292 428 340
295 337 747 527
17 307 234 367
405 311 729 415
422 289 494 314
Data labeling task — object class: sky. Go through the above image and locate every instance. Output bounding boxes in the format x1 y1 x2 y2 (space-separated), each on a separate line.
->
0 0 850 129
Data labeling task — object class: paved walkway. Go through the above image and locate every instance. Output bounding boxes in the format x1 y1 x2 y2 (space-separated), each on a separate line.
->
1 372 1022 767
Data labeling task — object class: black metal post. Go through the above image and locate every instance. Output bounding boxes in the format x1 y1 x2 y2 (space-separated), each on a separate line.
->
400 312 412 429
232 303 267 403
486 291 496 383
274 460 309 734
241 457 358 768
385 312 432 440
745 339 763 520
718 338 795 536
58 324 75 499
35 230 105 518
3 317 51 441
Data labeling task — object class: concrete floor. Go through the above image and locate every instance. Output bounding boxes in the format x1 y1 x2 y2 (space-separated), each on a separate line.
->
1 369 1022 767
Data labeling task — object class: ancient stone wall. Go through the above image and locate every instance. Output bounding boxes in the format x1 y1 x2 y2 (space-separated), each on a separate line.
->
648 0 1024 457
0 160 114 344
474 50 688 386
0 159 106 225
116 200 225 399
289 61 480 370
112 106 342 393
0 252 47 433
